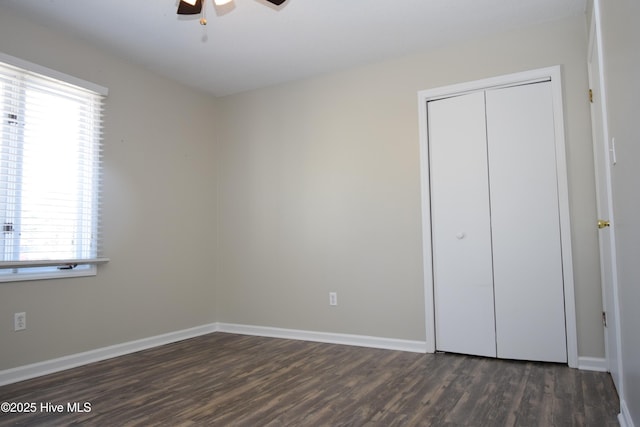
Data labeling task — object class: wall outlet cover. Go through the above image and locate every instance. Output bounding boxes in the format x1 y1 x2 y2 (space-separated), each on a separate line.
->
14 312 26 331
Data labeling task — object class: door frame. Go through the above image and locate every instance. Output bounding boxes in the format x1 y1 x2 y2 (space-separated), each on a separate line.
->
417 66 578 368
588 1 623 391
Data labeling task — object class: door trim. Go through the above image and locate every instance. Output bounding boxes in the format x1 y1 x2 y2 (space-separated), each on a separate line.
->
417 66 578 368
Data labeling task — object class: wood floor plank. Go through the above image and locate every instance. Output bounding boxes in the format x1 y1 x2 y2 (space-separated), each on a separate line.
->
0 333 619 426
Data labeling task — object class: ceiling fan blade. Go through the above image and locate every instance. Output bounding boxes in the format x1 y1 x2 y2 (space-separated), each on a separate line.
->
264 0 287 5
177 0 203 15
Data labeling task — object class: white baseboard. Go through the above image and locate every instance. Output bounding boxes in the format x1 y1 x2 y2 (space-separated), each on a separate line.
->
217 323 428 353
4 323 605 388
619 399 635 427
0 323 219 387
0 323 426 386
577 356 607 372
577 358 633 427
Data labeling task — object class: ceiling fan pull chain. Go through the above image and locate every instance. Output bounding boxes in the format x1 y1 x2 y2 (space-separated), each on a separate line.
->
200 0 207 25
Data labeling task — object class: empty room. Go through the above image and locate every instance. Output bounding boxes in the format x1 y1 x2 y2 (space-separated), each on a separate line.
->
0 0 637 425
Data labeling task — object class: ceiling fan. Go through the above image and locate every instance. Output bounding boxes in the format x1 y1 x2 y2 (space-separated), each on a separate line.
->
178 0 287 24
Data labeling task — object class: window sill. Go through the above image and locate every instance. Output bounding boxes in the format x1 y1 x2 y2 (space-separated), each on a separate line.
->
0 258 109 283
0 258 110 269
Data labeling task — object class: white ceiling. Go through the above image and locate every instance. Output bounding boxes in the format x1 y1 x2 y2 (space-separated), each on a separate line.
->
2 0 586 97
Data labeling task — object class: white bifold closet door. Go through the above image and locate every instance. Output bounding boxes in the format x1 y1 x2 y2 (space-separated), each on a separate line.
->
429 91 497 358
428 81 567 363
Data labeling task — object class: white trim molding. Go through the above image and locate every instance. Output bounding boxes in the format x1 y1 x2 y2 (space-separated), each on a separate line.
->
619 399 635 427
0 324 219 386
0 320 607 388
0 323 427 386
577 356 607 372
417 66 579 368
217 323 428 353
0 51 108 96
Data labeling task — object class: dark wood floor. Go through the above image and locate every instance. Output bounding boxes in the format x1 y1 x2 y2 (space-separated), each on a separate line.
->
0 333 619 426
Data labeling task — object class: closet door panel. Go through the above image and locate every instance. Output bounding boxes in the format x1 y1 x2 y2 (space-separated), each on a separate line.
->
428 92 496 358
486 82 567 363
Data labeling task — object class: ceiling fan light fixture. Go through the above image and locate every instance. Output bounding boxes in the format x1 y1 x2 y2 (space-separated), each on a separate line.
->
178 0 287 17
177 0 202 14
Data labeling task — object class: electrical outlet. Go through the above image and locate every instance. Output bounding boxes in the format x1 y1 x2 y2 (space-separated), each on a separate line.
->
14 312 26 331
329 292 337 306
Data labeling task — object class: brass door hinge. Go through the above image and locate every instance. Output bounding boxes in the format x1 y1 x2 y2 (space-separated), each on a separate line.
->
589 89 594 103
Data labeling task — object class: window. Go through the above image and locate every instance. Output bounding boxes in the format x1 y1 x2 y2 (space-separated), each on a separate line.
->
0 53 108 282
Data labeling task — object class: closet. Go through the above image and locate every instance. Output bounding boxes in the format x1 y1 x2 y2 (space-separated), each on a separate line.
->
427 81 567 363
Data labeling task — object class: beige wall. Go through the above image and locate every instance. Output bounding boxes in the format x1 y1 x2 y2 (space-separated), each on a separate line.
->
0 8 220 369
598 0 640 421
217 15 605 358
0 7 607 372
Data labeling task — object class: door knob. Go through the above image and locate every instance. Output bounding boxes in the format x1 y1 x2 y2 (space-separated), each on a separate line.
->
597 219 610 229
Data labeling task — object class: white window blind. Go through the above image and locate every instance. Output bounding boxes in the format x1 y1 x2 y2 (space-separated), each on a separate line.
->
0 54 108 281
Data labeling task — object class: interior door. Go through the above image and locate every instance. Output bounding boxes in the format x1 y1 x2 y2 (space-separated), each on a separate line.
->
428 92 497 358
588 15 621 390
485 82 567 363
